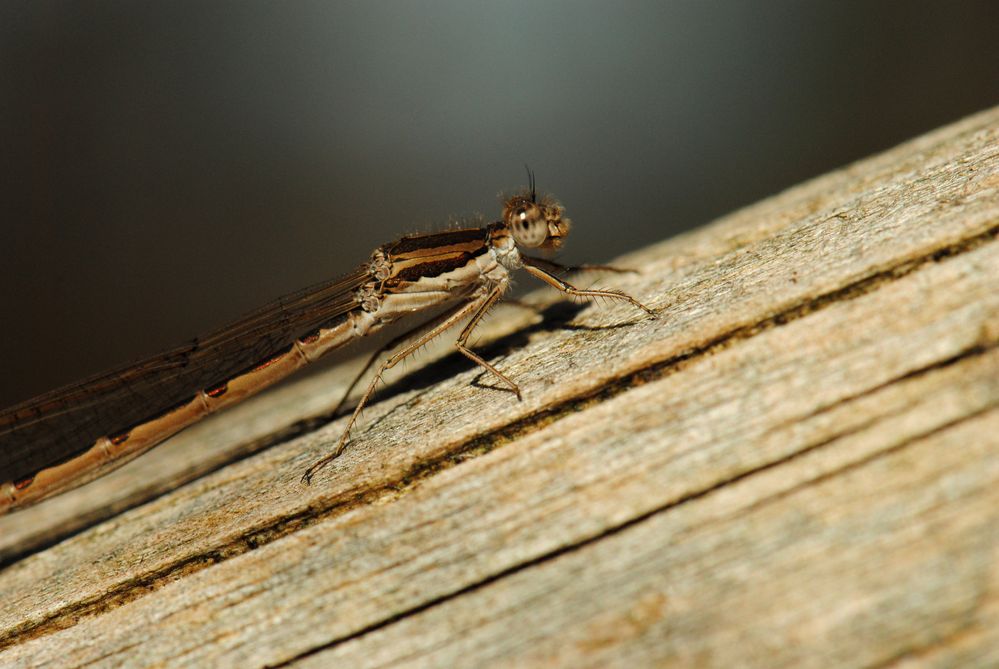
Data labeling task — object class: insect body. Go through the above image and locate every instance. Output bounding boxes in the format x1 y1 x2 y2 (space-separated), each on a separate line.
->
0 185 655 513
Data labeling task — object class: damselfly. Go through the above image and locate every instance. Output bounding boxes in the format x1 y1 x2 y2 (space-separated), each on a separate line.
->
0 178 656 514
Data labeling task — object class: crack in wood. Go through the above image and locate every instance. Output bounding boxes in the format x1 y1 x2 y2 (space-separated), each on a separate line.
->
272 372 999 667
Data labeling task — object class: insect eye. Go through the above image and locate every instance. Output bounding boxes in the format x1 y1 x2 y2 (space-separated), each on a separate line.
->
508 204 548 248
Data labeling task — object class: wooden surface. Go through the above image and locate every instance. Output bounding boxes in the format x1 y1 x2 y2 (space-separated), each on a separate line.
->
1 107 997 668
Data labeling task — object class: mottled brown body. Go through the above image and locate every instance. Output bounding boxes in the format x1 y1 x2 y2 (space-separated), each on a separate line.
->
1 189 654 513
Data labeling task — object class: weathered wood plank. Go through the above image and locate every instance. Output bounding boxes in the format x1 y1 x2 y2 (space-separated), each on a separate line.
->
3 234 997 667
307 411 999 669
0 107 996 667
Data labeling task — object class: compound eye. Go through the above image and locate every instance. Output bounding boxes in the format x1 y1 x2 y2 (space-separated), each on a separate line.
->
510 204 548 248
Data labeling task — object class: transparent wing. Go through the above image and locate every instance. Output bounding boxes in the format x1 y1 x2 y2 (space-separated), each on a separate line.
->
0 265 369 482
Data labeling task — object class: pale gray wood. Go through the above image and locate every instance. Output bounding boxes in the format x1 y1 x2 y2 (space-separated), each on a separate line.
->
0 107 997 668
306 411 999 669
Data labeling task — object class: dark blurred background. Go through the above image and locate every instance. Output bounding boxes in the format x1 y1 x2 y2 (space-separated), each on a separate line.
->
1 1 997 408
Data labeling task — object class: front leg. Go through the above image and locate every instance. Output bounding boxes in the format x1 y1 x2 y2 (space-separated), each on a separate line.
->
520 255 638 276
520 256 658 318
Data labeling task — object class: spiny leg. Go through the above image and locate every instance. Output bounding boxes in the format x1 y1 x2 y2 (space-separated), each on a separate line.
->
521 256 639 276
455 282 521 399
302 283 513 483
331 311 460 418
521 257 658 318
302 298 483 483
499 260 635 316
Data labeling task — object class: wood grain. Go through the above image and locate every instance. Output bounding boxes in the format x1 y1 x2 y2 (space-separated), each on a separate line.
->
0 107 997 668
